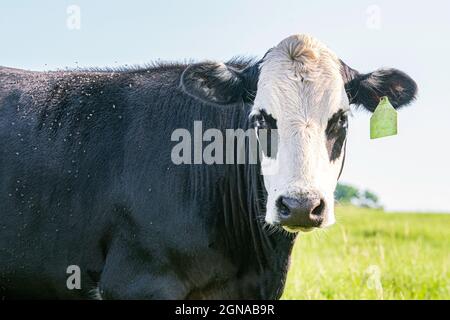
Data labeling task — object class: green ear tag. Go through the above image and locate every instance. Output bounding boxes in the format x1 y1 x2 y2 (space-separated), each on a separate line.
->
370 96 398 139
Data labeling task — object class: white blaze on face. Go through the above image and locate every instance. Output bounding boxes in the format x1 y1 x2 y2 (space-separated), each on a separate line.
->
252 34 350 229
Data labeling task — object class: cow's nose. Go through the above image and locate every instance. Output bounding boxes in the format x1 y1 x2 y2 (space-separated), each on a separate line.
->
276 195 325 229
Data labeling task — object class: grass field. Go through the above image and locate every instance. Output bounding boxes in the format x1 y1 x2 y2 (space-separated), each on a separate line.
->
282 205 450 300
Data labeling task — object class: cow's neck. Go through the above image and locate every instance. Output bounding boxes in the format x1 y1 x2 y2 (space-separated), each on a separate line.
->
219 109 296 299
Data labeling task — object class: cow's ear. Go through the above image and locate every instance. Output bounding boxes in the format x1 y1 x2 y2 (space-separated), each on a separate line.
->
342 64 418 112
180 62 258 105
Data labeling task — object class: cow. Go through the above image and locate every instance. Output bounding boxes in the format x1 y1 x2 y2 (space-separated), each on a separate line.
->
0 34 417 299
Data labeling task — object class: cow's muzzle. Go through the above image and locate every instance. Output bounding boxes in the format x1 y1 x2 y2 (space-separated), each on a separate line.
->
276 193 325 232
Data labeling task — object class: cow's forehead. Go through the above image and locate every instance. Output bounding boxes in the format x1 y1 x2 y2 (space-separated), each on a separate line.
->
262 34 342 79
255 34 346 122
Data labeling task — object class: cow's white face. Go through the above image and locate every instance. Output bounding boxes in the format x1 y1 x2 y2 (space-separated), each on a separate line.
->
181 33 417 234
251 35 348 232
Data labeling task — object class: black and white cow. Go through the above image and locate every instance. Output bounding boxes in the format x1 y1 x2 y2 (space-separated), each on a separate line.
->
0 34 417 299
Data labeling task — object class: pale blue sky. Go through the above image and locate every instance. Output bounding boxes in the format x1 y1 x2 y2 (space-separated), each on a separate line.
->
1 0 449 212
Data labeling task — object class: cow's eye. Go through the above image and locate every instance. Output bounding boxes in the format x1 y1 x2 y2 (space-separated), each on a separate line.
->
326 110 349 162
326 110 349 137
252 110 277 130
339 113 348 128
251 110 279 158
254 114 267 129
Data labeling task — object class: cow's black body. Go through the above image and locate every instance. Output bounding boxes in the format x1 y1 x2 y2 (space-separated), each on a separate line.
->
0 64 295 299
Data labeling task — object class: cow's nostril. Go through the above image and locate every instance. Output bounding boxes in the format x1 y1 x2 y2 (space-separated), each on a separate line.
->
276 195 325 229
311 199 325 216
276 197 291 217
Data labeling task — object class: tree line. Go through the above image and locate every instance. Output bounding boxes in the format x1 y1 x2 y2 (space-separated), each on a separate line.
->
335 183 382 209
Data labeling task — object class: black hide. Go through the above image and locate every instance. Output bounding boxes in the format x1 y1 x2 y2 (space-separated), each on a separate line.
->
0 64 295 299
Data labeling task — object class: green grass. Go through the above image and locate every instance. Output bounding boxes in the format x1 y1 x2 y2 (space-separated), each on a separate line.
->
282 205 450 300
